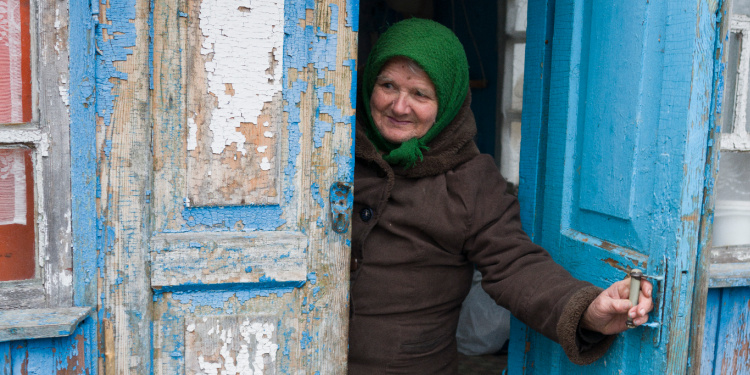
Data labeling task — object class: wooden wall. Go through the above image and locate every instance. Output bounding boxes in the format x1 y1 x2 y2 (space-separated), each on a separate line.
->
701 287 750 374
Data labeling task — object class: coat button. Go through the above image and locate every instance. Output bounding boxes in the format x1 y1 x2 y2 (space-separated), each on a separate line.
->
360 207 373 222
351 258 361 272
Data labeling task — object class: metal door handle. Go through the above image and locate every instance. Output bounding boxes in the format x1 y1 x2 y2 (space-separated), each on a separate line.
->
624 264 666 346
626 268 644 328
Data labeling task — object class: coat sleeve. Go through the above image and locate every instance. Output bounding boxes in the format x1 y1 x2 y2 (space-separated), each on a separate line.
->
457 156 615 365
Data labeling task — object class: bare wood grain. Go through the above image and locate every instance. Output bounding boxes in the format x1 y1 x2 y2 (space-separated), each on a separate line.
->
295 2 356 372
98 0 154 373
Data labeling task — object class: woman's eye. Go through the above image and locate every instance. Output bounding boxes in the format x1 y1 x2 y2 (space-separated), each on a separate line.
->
415 90 432 99
380 82 394 89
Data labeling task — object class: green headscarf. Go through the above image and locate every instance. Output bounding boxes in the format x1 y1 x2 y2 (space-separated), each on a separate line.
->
362 18 470 169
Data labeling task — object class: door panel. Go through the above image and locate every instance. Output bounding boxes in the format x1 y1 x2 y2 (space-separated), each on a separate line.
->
151 0 357 372
513 0 716 373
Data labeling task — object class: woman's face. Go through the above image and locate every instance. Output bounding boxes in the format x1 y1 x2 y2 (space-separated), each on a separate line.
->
370 57 438 144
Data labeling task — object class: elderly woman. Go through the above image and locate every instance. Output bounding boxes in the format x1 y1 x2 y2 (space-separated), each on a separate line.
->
350 18 652 374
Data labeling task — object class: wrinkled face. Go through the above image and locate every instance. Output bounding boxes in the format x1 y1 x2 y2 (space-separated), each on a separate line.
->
370 57 438 144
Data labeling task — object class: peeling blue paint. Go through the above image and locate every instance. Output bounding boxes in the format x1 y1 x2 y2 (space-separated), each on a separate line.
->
329 4 339 31
69 4 99 371
181 205 286 231
313 85 349 148
95 0 136 128
70 0 97 314
103 140 112 158
170 282 302 313
312 32 338 79
283 0 312 205
311 182 325 208
343 59 357 106
301 331 313 350
335 151 354 182
346 0 359 31
3 319 93 374
307 272 317 285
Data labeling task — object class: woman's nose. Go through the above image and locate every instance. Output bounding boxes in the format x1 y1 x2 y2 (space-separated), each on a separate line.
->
391 93 410 115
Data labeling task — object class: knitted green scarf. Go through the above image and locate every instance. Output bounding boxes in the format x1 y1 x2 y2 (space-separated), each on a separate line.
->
362 18 470 169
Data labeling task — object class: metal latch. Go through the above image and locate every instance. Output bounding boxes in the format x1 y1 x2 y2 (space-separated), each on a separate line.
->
330 182 353 233
625 262 667 346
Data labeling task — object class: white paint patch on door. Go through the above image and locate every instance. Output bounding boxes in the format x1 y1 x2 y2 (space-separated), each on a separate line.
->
186 316 279 374
198 0 285 155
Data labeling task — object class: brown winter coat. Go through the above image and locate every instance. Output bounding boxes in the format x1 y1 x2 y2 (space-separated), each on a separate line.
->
348 92 615 374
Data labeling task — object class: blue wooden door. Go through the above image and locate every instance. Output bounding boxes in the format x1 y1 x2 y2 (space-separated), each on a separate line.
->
511 0 719 373
93 0 358 373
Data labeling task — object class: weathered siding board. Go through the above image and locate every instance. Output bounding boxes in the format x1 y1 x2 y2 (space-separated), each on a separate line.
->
701 287 750 374
96 0 153 372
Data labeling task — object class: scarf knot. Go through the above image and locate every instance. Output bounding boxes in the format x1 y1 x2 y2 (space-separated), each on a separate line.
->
382 138 430 169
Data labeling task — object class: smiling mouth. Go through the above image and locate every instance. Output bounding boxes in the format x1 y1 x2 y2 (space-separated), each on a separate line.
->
387 116 412 125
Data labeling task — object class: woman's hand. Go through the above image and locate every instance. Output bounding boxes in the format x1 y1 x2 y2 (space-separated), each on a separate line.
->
579 278 653 335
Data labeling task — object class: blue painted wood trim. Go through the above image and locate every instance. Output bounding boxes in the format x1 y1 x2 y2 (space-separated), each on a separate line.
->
69 0 98 310
0 307 92 343
518 0 555 243
510 0 555 373
69 0 99 372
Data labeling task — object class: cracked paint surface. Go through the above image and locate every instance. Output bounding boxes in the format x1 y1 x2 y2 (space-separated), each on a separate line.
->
187 316 279 374
190 0 284 156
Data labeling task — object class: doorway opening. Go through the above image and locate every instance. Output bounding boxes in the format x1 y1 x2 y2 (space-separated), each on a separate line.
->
357 0 528 373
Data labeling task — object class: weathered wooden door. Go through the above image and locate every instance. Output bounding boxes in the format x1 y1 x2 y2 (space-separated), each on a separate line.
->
510 0 720 373
99 0 357 373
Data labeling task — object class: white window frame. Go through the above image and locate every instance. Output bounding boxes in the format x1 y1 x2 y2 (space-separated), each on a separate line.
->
0 0 73 310
726 15 750 151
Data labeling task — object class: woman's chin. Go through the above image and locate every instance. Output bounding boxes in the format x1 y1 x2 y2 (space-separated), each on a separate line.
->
382 133 414 144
